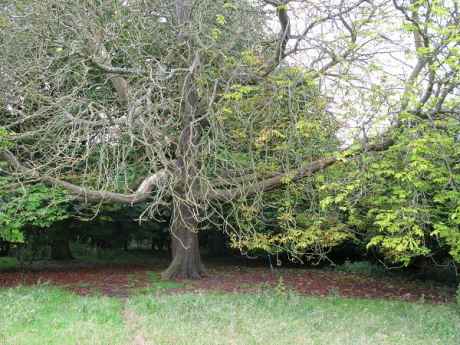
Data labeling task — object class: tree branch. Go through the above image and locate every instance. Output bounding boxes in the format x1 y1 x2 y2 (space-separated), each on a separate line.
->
0 150 170 204
208 138 394 202
90 59 146 76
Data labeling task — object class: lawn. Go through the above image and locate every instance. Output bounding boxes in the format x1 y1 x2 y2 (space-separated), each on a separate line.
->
0 285 459 345
1 253 459 344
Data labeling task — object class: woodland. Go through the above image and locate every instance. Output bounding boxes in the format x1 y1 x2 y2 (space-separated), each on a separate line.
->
0 1 460 343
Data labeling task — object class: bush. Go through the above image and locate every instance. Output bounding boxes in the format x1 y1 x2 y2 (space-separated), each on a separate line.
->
411 258 459 285
335 260 387 276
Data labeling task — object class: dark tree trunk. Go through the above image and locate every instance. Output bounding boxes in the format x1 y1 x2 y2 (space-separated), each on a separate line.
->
51 239 74 261
0 240 10 256
161 201 205 279
160 0 205 280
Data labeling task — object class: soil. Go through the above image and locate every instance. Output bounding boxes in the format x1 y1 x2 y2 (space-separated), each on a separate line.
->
0 260 455 303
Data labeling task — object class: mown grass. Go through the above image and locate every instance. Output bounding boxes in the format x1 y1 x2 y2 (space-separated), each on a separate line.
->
0 286 459 345
0 286 126 345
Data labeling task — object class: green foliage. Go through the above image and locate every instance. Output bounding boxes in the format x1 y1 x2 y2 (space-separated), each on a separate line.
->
335 260 387 277
216 69 346 258
0 257 17 270
15 234 51 263
215 68 336 165
319 119 460 266
0 184 72 242
0 127 12 150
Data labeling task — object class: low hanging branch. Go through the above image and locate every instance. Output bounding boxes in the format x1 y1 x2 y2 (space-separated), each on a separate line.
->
0 150 170 204
208 138 395 202
0 136 394 205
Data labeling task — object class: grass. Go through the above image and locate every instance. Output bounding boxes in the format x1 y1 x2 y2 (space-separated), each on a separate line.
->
147 271 185 290
132 271 185 295
0 286 459 345
334 260 387 277
0 286 126 345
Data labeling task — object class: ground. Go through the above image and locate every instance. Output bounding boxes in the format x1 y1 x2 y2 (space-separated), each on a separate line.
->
0 254 459 345
0 255 455 303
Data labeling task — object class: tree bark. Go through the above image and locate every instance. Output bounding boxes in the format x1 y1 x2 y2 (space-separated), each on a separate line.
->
161 200 205 279
51 239 74 261
160 0 205 280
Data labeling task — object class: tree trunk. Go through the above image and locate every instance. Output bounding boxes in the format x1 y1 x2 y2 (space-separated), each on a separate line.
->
160 0 205 281
0 240 10 256
51 239 74 261
161 201 205 279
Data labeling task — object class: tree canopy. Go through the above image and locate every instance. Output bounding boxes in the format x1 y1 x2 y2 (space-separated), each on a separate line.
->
1 0 459 278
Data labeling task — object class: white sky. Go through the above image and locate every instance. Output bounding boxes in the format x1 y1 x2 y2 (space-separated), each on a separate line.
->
264 0 416 145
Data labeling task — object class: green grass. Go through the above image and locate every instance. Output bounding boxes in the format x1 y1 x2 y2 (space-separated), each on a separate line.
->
0 286 459 345
133 271 185 295
334 260 387 277
148 271 185 289
0 286 126 345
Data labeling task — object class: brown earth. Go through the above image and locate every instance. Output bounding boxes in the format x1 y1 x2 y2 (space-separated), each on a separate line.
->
0 261 455 303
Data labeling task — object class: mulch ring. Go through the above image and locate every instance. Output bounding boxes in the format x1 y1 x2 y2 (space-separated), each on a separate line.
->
0 263 456 303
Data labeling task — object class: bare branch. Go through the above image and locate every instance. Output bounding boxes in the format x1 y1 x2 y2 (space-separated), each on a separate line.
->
90 59 146 76
0 150 170 204
209 138 394 202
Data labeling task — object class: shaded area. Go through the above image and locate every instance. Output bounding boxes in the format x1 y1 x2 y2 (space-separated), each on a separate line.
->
0 258 455 303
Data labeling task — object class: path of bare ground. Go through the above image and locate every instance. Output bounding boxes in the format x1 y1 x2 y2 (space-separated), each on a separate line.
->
0 258 455 303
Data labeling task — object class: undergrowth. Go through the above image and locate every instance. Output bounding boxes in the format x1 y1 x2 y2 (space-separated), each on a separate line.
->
334 260 387 276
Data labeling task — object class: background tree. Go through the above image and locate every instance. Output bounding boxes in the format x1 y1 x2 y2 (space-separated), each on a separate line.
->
318 120 460 268
0 181 74 260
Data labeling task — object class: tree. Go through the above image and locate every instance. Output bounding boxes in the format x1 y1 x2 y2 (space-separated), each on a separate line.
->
1 0 459 278
318 120 460 267
0 181 74 260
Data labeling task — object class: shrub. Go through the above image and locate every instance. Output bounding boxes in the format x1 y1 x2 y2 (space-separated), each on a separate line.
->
335 260 387 276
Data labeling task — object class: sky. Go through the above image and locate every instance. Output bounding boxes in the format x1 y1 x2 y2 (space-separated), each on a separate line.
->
263 0 416 144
